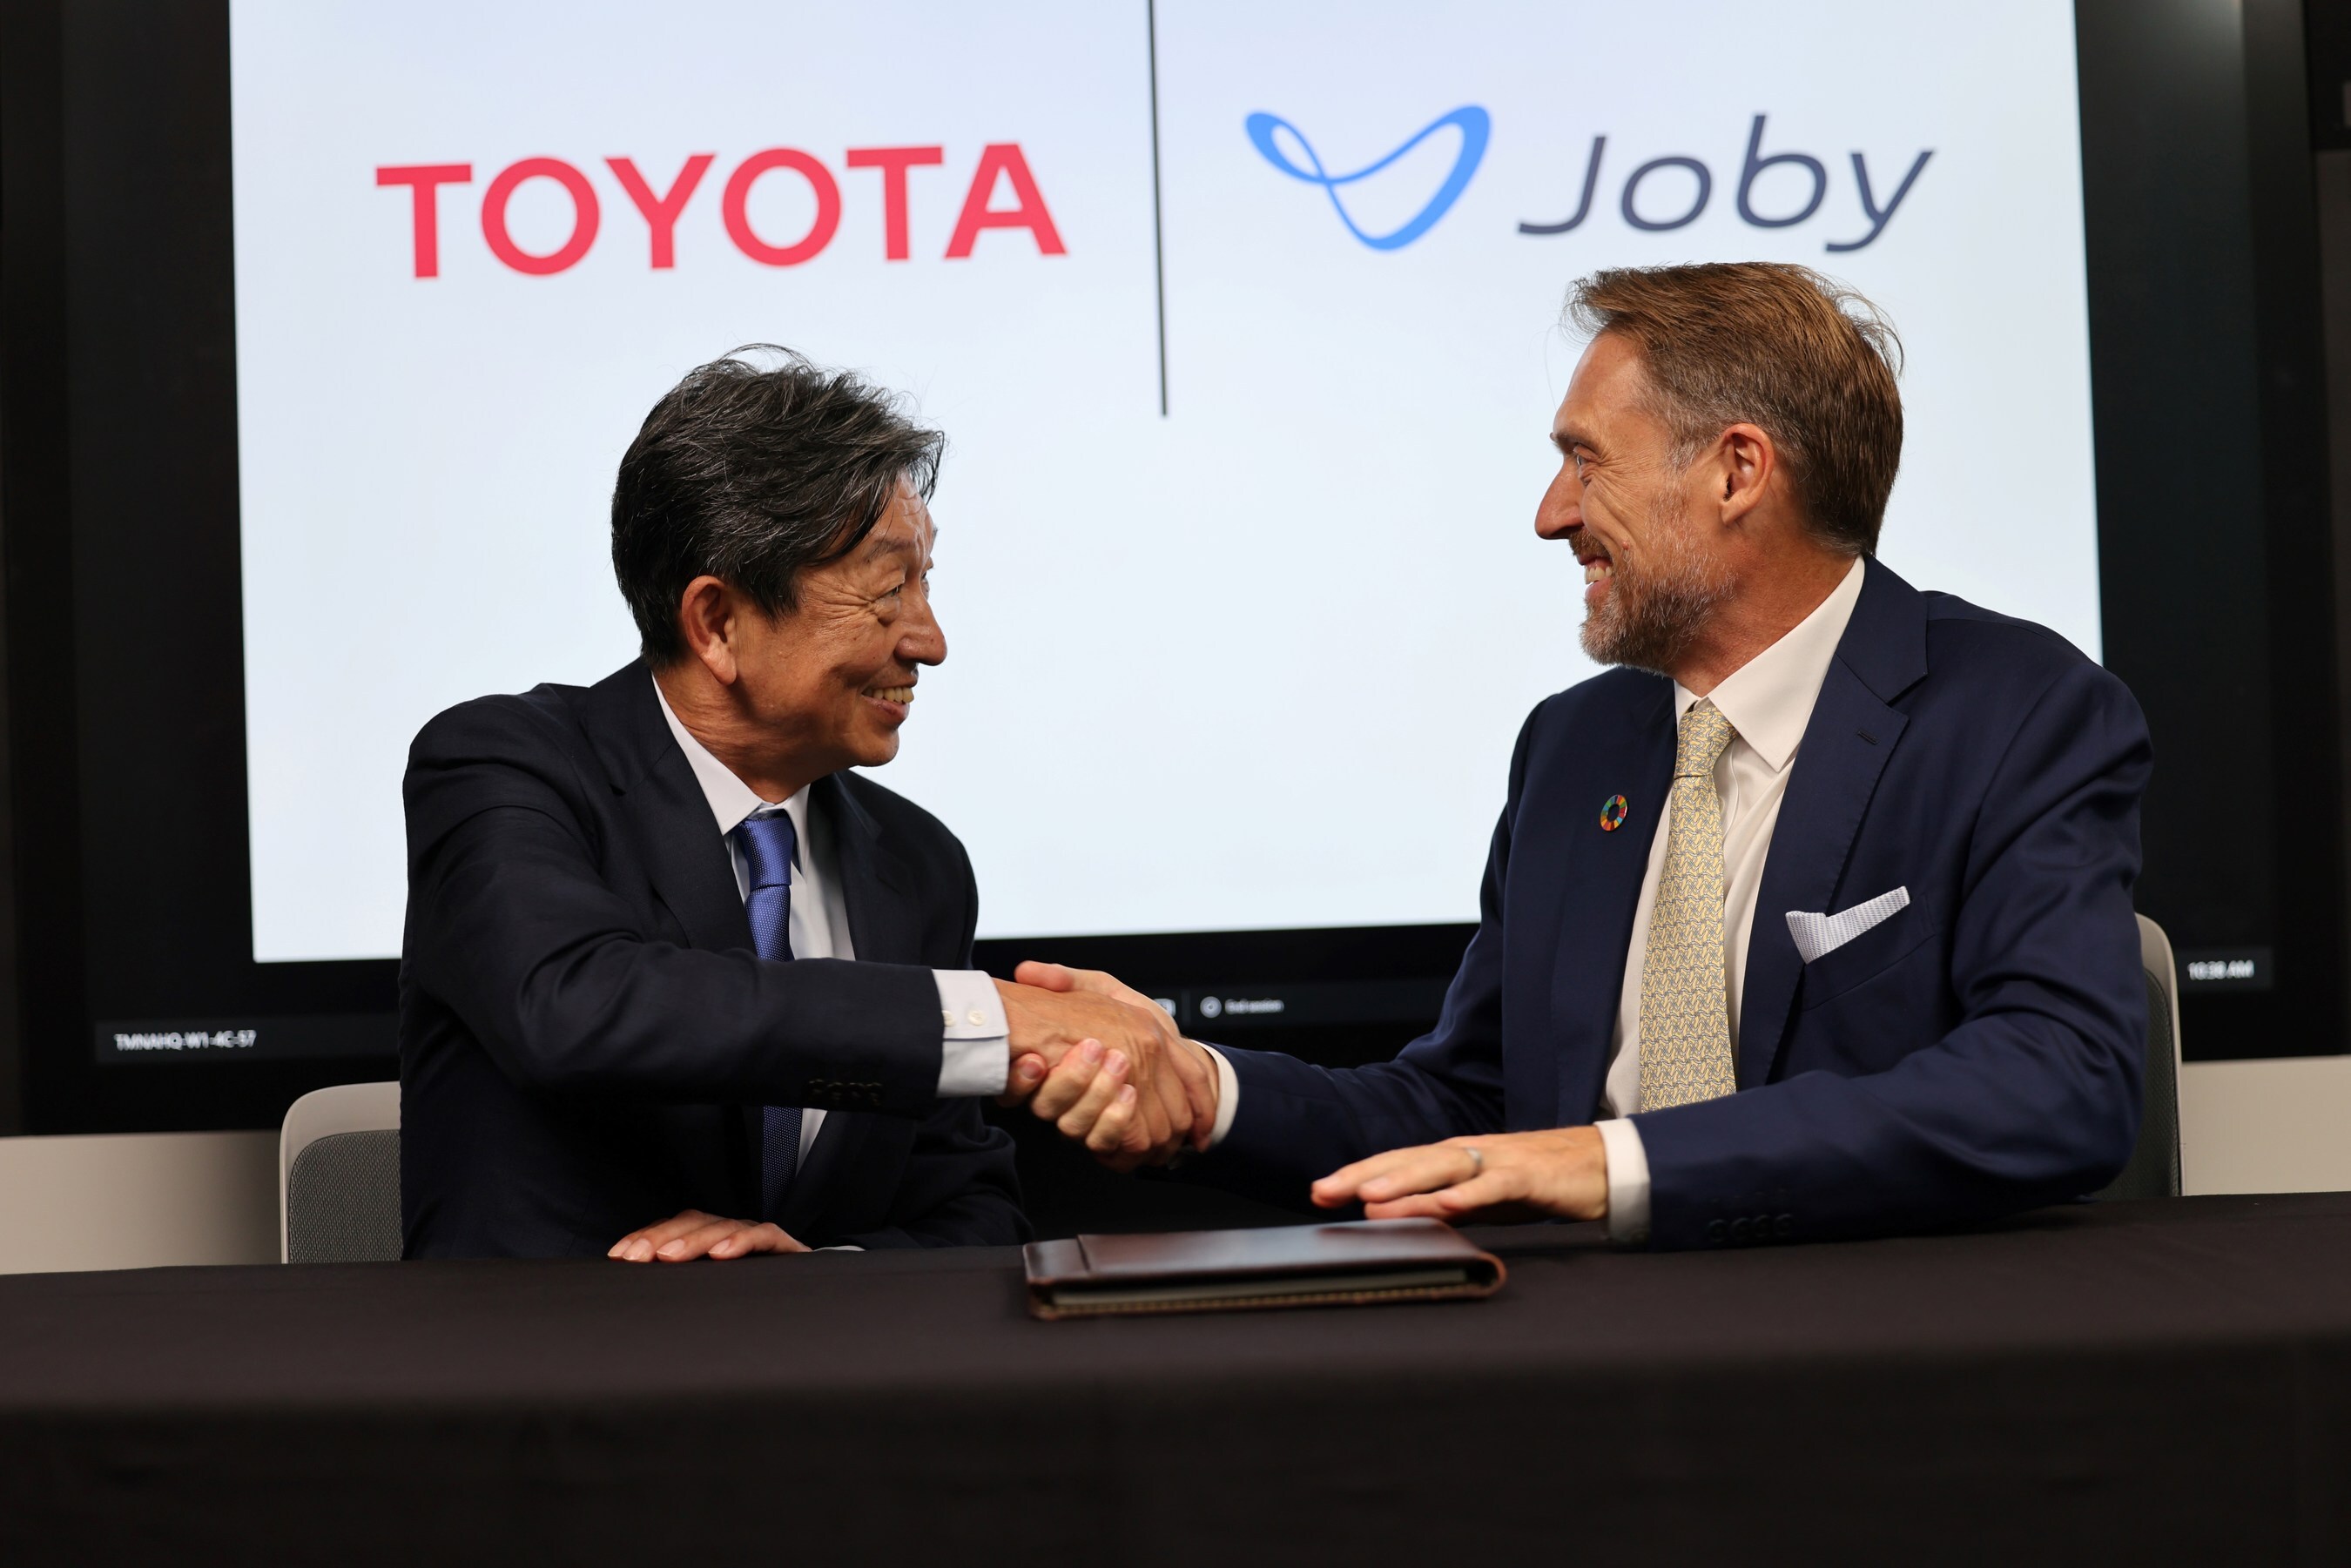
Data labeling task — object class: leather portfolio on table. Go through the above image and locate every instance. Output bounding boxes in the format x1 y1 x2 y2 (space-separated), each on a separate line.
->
1022 1218 1507 1320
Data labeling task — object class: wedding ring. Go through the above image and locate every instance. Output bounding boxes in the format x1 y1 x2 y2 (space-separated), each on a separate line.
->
1462 1146 1484 1175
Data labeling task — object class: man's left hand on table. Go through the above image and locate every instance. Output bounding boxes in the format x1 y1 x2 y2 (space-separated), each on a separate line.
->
1310 1127 1611 1224
609 1209 810 1262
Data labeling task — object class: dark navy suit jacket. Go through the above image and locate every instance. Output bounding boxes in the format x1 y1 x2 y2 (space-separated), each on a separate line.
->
1199 560 2152 1248
398 662 1025 1257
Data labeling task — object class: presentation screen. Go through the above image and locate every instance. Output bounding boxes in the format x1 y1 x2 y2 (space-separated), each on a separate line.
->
231 0 2098 961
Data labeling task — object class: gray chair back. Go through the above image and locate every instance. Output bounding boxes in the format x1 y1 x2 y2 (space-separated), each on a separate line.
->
280 1081 403 1262
2096 914 2184 1200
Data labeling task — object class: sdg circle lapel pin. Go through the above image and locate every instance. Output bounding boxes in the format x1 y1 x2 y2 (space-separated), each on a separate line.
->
1599 794 1630 832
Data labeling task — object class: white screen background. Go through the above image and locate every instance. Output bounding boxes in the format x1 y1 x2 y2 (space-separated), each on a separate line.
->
231 0 2096 959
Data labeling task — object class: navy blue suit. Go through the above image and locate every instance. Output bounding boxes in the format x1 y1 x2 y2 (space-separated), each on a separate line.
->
1198 560 2151 1248
399 662 1025 1258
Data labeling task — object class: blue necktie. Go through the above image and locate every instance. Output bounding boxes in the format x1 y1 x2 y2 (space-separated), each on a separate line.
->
733 812 801 1221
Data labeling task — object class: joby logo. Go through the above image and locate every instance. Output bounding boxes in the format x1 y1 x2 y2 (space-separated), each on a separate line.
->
1244 106 1491 251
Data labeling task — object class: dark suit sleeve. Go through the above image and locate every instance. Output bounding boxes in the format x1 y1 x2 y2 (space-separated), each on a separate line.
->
404 701 945 1115
1185 711 1533 1208
837 847 1026 1248
1632 659 2152 1248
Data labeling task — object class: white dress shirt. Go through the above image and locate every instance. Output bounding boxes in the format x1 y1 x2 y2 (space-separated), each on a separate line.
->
652 678 1009 1174
1202 558 1866 1244
1593 556 1865 1242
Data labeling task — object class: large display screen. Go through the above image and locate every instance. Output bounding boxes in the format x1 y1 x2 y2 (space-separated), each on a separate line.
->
230 0 2098 961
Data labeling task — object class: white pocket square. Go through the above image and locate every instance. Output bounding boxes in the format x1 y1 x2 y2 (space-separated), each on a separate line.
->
1787 887 1910 964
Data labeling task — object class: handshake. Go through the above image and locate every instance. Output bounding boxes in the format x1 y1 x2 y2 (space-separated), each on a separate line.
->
991 960 1217 1170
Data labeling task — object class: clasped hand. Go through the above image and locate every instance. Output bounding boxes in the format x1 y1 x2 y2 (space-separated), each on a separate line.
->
993 962 1219 1170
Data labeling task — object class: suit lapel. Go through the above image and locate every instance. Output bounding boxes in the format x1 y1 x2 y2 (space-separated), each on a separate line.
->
778 774 923 1238
1549 676 1677 1125
1735 557 1928 1087
583 663 755 956
580 664 765 1211
821 774 920 965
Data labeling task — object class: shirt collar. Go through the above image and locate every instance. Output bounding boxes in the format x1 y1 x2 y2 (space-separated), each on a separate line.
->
1673 555 1867 774
651 672 811 864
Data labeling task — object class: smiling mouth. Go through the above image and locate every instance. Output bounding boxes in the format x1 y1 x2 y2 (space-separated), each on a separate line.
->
1570 528 1615 585
864 685 914 703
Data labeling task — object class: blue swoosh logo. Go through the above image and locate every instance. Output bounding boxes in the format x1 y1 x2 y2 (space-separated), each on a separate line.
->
1245 105 1492 250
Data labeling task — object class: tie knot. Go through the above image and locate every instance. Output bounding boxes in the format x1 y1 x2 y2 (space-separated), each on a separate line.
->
1674 701 1735 779
733 811 797 892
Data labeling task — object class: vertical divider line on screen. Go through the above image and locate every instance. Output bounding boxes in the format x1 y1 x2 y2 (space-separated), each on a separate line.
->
1147 0 1169 415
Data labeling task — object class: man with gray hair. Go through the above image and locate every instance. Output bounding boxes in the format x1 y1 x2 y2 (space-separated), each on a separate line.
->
399 347 1209 1259
1024 263 2153 1249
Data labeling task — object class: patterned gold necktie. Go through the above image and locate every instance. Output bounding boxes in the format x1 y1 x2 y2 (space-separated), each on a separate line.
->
1638 700 1739 1112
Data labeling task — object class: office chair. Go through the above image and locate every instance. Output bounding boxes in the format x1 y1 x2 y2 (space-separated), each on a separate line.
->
280 1080 403 1262
2095 914 2184 1201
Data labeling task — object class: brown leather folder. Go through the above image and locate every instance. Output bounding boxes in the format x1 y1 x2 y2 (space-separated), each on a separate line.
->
1021 1218 1507 1319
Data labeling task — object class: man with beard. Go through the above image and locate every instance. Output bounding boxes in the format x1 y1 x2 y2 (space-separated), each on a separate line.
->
1012 262 2153 1249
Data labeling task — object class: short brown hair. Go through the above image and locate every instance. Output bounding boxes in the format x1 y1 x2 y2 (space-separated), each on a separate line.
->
1566 262 1903 555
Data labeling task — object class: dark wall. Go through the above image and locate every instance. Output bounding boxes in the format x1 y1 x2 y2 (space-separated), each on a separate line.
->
0 0 66 1134
2076 0 2341 1059
2312 0 2351 1019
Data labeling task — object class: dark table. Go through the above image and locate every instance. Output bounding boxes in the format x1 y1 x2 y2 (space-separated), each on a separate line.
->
3 1195 2348 1566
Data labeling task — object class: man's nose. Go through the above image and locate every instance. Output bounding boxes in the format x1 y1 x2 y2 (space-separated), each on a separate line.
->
902 589 946 666
1535 465 1580 540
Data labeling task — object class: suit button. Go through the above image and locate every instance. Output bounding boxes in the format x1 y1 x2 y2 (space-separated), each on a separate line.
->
1706 1219 1727 1244
1775 1214 1795 1238
1729 1217 1751 1243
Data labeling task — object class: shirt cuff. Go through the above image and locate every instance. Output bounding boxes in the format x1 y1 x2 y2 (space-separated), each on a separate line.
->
1594 1118 1651 1246
1203 1046 1241 1147
932 970 1008 1097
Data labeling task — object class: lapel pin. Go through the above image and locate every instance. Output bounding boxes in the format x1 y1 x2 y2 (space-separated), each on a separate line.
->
1599 794 1630 832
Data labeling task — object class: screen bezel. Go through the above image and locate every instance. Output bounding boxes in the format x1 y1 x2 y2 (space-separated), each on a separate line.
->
0 0 2337 1134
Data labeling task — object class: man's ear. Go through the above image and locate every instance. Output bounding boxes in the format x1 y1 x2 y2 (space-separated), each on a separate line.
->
1715 423 1776 527
675 575 741 686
